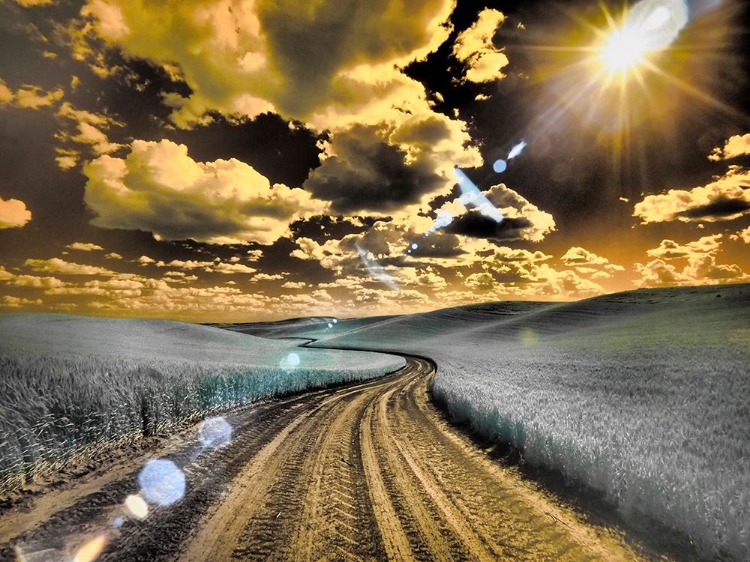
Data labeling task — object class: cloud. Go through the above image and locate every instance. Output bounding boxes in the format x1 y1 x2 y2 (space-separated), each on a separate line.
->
10 275 65 288
74 0 489 220
0 81 12 104
646 235 723 260
67 242 105 251
635 234 749 287
304 122 465 214
78 0 454 127
24 258 115 276
83 139 329 244
709 133 750 161
281 281 306 289
560 247 610 266
465 272 495 291
730 226 750 244
55 102 124 162
439 183 555 242
2 296 42 308
452 9 509 83
13 0 57 6
0 197 32 229
0 82 65 109
633 166 750 223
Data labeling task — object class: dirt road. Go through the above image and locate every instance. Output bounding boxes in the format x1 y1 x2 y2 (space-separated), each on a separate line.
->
2 357 644 561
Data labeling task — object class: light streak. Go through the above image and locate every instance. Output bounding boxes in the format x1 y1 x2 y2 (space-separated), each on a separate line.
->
355 243 400 291
454 168 504 223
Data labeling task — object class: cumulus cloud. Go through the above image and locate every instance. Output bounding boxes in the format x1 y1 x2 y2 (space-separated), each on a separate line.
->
633 166 750 224
730 226 750 244
2 296 42 308
24 258 115 276
304 120 477 214
635 234 748 287
55 102 123 167
465 271 495 291
440 183 555 242
0 197 32 229
0 80 64 109
67 242 104 251
452 9 509 83
13 0 57 6
73 0 491 221
709 133 750 161
560 247 610 266
78 0 453 128
83 139 329 244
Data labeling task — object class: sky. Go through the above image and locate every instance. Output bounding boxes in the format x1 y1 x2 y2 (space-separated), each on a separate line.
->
0 0 749 322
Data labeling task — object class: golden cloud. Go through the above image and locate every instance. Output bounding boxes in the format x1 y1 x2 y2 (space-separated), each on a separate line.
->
83 139 329 244
0 196 32 229
452 9 509 83
635 234 749 287
709 133 750 161
24 258 115 276
633 167 750 224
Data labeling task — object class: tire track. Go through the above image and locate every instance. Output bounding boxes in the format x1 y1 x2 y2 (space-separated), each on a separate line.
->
2 356 650 562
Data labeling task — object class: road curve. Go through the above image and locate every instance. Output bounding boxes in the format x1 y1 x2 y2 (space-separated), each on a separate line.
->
2 357 642 561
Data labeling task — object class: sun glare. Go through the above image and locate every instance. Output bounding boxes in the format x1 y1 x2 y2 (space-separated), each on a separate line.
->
600 28 649 74
598 0 688 78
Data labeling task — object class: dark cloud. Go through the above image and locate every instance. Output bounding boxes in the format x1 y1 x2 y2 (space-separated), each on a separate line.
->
445 210 534 241
303 124 444 214
289 215 380 244
170 114 322 188
676 196 750 220
409 233 466 258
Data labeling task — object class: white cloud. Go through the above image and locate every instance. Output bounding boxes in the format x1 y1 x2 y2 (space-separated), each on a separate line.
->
730 226 750 244
67 242 104 251
635 234 749 287
24 258 115 276
1 296 42 308
560 247 610 266
11 275 65 288
0 197 32 229
709 133 750 161
13 0 57 6
83 139 329 244
13 85 64 109
453 9 509 83
634 166 750 224
281 281 306 289
55 102 123 161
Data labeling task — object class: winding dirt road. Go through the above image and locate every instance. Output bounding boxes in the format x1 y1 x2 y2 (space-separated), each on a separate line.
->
2 357 644 561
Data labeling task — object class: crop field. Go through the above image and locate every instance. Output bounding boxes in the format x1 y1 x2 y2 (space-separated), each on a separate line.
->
0 314 404 494
317 284 750 560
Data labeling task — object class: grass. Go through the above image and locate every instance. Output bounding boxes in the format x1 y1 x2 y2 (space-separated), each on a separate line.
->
0 313 404 494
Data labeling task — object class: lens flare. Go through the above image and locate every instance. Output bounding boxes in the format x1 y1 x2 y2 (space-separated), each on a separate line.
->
355 243 400 290
430 210 454 232
73 535 107 562
124 494 149 520
454 168 504 223
138 459 186 507
507 141 527 160
198 416 233 449
492 159 507 173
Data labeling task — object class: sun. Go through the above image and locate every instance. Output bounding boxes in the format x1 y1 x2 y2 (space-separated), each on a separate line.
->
599 27 649 75
597 1 687 78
